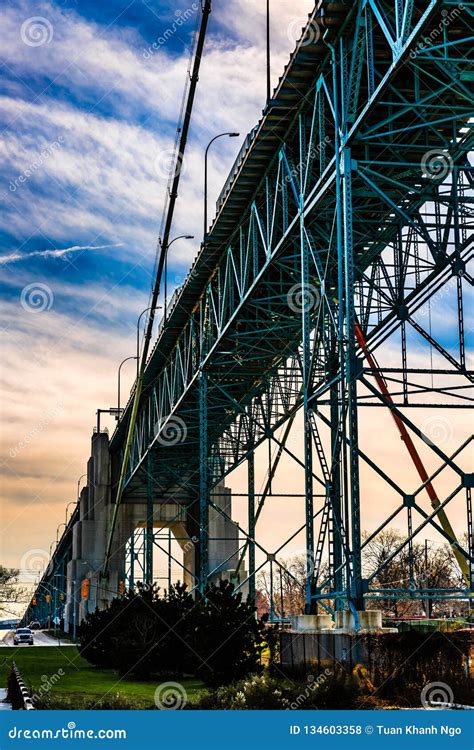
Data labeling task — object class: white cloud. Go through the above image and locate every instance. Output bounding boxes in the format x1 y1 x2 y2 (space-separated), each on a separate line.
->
0 0 315 267
1 0 469 591
0 242 123 265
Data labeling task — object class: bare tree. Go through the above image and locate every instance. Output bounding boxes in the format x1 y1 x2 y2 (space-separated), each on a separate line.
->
0 566 28 618
362 530 460 618
257 556 306 617
256 530 463 620
362 529 415 617
412 543 458 617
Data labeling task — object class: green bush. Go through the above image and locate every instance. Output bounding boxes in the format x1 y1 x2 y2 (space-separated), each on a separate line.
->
79 583 195 678
190 580 266 686
193 672 360 710
372 631 473 705
78 597 125 669
79 580 265 685
114 583 195 678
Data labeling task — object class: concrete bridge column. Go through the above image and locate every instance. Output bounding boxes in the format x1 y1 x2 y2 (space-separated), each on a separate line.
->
64 431 111 631
64 431 246 633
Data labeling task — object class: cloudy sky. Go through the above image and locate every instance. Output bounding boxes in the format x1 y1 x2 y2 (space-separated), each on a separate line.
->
0 0 471 604
0 0 320 591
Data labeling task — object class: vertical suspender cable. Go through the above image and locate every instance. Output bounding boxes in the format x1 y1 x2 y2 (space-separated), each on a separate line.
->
103 0 213 575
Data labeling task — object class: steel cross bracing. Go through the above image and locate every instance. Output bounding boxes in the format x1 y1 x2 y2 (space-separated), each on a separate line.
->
108 0 474 612
125 528 174 591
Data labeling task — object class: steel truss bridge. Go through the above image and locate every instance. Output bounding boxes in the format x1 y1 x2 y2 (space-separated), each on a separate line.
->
26 0 473 625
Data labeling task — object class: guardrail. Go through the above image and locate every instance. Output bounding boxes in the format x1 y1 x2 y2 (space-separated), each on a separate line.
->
7 663 35 710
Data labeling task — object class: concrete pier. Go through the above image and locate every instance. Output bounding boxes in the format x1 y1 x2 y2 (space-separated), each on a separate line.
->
64 431 242 633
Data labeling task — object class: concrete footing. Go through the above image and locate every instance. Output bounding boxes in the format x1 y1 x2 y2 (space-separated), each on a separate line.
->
290 615 334 633
290 610 397 635
284 610 398 673
333 609 386 633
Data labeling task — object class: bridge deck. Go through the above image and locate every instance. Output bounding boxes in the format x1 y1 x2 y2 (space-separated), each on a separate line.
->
26 0 474 617
110 0 473 502
111 1 347 445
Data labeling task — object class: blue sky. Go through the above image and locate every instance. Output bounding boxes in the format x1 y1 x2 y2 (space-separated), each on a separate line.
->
0 0 317 576
0 0 317 323
0 0 471 595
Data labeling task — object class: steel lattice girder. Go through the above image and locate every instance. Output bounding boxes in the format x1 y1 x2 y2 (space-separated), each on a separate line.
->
108 1 474 610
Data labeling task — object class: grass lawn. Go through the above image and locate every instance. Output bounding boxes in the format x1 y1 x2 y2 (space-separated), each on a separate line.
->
0 646 205 709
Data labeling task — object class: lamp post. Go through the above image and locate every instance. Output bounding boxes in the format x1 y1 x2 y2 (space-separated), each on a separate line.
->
56 523 66 544
163 235 194 319
424 538 435 619
117 356 138 417
65 501 76 525
72 580 77 642
52 573 61 643
204 132 240 239
136 307 152 378
77 474 86 500
34 580 59 632
136 306 163 378
66 472 87 523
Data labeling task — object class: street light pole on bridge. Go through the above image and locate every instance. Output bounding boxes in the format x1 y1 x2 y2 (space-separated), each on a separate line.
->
117 356 138 417
204 132 239 240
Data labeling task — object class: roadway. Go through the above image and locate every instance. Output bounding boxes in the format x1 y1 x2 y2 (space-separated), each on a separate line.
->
0 630 75 647
0 689 12 710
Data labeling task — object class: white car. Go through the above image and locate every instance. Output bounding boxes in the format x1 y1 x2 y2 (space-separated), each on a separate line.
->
13 627 34 645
